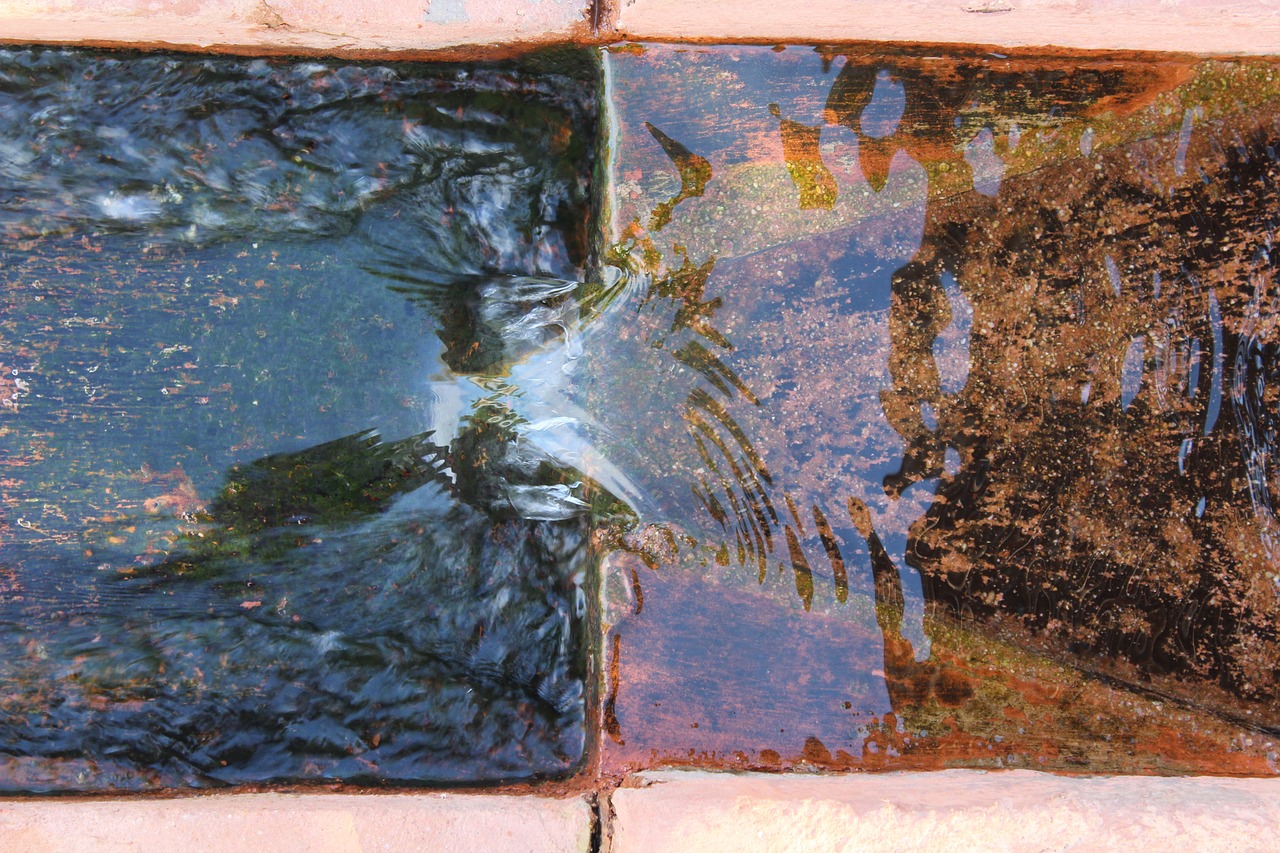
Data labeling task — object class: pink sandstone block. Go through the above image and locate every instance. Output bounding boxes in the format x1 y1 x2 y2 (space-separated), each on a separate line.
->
609 769 1280 852
0 0 592 54
614 0 1280 54
0 792 592 853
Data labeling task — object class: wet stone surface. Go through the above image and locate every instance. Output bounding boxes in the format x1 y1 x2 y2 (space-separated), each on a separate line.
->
0 48 598 789
590 44 1280 775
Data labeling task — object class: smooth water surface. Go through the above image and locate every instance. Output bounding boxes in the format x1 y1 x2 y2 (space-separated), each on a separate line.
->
0 48 598 788
591 44 1280 774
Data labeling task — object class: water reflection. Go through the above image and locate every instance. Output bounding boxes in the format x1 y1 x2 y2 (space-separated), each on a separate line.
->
595 51 970 760
771 64 935 658
0 48 599 789
595 44 1280 771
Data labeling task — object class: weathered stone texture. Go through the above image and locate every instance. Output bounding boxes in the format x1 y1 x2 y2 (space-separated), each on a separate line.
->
0 793 592 853
610 769 1280 853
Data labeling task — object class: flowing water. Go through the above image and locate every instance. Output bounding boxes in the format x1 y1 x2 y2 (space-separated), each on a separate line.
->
0 48 598 788
3 42 1280 790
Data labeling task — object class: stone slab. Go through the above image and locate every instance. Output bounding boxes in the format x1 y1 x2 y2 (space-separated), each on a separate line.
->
613 0 1280 55
0 0 592 55
608 769 1280 852
0 792 593 853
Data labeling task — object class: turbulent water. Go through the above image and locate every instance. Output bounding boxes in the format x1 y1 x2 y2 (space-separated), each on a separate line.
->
0 48 599 789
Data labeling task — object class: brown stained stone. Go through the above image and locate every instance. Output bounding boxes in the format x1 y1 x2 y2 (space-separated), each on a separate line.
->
898 108 1280 720
600 551 1278 776
592 44 1280 778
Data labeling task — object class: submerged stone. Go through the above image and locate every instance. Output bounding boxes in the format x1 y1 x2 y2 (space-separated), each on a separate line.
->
592 44 1280 775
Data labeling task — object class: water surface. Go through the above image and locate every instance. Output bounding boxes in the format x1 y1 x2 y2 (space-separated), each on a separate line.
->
592 44 1280 774
0 47 599 789
4 42 1280 788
